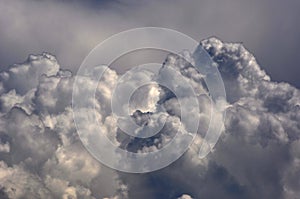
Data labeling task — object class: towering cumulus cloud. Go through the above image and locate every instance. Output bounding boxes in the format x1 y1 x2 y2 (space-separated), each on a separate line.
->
0 38 299 199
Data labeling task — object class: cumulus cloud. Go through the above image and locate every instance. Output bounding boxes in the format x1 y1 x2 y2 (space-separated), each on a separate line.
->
0 37 299 199
0 54 122 199
117 38 300 199
177 194 193 199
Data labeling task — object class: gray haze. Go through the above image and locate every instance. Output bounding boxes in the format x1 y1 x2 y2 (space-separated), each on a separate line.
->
0 0 299 87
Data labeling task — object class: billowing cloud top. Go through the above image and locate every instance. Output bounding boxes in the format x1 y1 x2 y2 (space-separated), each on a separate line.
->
0 38 299 199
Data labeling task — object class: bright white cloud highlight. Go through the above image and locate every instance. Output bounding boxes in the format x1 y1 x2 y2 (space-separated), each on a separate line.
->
0 37 299 199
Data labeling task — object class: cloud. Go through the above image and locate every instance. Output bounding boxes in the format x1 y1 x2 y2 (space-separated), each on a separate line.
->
0 161 51 199
0 37 299 199
177 194 193 199
117 38 300 199
0 54 122 199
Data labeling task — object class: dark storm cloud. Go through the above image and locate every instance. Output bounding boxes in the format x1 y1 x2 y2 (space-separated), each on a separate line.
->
0 0 299 87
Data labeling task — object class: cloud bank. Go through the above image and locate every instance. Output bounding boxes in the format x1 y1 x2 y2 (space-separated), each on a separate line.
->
0 38 299 199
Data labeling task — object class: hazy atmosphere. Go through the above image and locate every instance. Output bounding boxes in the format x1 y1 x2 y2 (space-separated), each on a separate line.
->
1 0 299 87
0 1 299 199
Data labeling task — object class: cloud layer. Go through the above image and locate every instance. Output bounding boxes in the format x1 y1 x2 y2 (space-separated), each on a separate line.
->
0 38 299 199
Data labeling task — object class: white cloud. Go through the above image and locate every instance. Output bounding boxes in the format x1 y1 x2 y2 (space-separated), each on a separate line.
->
117 38 300 199
177 194 193 199
0 37 299 199
0 54 121 198
0 161 52 199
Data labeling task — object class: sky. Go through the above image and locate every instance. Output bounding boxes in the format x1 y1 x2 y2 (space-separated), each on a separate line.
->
0 1 300 199
0 0 299 87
